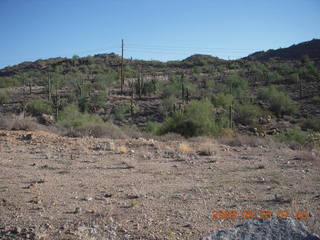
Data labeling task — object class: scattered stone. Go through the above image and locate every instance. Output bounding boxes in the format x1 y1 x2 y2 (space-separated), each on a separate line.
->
81 197 93 201
22 133 33 141
77 226 89 232
74 207 81 214
183 224 192 228
13 226 22 234
198 218 320 240
107 230 117 238
104 193 113 198
124 234 131 240
38 114 54 125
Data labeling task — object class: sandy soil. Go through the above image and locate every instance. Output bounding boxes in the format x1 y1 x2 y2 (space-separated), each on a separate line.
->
0 130 319 240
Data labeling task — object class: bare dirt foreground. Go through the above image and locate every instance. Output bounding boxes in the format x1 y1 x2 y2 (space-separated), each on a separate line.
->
0 130 319 240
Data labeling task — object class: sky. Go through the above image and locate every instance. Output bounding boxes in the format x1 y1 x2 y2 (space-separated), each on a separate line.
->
0 0 319 68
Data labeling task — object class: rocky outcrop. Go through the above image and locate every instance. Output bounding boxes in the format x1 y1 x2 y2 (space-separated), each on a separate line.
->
199 218 320 240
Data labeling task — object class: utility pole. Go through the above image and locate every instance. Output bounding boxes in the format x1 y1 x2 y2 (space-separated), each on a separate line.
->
120 39 124 94
47 71 51 102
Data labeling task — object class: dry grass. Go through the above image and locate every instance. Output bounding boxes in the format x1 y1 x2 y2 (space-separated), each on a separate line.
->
69 122 127 139
219 128 236 138
178 143 193 154
197 141 216 156
0 115 40 130
297 150 320 166
155 133 184 142
218 134 277 148
117 145 129 154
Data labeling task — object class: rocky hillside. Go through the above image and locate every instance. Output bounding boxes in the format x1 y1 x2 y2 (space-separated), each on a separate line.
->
245 39 320 61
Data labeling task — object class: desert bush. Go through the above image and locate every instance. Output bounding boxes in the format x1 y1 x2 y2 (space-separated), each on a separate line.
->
0 76 20 88
145 121 162 135
58 104 103 128
0 115 39 130
159 99 222 137
178 143 193 154
276 127 308 147
0 90 9 104
235 103 262 125
26 99 53 116
258 86 298 116
303 118 320 132
121 125 143 139
226 73 248 94
78 91 106 113
155 132 185 142
68 122 127 138
296 150 320 166
267 71 283 84
219 134 276 148
160 95 178 116
114 103 139 121
214 93 234 108
162 75 196 99
196 141 216 156
311 96 320 105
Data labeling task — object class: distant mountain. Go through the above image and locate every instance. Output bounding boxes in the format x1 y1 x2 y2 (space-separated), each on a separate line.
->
245 39 320 61
182 54 225 66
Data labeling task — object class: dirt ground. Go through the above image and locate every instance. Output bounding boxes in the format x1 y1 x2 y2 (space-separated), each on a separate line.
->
0 130 319 240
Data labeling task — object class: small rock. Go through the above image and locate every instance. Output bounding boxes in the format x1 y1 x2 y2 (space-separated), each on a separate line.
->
14 226 22 234
22 134 33 141
74 207 81 214
81 197 93 201
104 194 112 198
124 234 131 240
107 230 117 238
183 224 192 228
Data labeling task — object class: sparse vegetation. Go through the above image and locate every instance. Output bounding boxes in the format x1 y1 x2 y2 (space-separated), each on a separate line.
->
258 86 298 116
311 96 320 104
57 104 103 128
159 99 224 137
26 99 53 116
235 103 262 125
0 90 9 104
303 118 320 132
276 127 308 147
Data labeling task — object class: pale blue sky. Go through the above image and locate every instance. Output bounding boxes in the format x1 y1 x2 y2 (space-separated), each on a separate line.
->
0 0 319 68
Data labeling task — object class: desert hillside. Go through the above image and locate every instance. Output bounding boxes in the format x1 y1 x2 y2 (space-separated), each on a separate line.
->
1 39 320 240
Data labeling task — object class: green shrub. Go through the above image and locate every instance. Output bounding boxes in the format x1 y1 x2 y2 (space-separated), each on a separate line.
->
0 90 9 104
226 73 248 94
267 71 283 83
235 104 262 125
0 77 20 88
159 99 222 137
78 91 106 113
114 103 139 121
69 122 126 138
214 93 234 108
58 104 102 128
160 95 178 116
276 127 308 146
145 121 162 135
303 118 320 132
270 93 297 116
311 96 320 104
26 99 53 116
258 86 298 116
